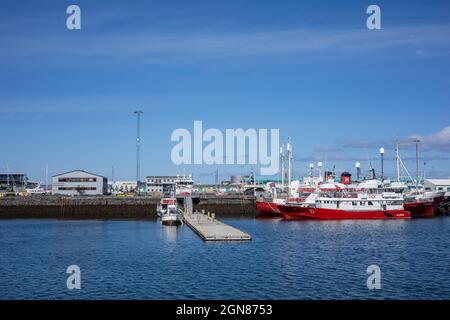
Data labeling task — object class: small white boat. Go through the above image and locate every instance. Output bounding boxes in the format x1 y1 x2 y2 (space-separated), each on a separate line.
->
25 182 46 195
157 197 183 226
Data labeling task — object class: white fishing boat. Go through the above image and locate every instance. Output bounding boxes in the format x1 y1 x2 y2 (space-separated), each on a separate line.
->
156 196 184 226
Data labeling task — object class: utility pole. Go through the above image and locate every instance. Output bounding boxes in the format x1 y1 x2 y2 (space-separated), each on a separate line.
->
215 168 219 192
134 111 143 194
45 163 49 192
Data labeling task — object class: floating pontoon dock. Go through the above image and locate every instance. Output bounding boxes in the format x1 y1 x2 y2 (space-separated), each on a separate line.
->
184 212 251 241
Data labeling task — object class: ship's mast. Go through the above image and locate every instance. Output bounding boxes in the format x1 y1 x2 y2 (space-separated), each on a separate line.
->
413 138 420 188
280 144 285 187
318 162 323 181
396 144 415 185
423 161 427 181
396 143 400 182
287 138 292 186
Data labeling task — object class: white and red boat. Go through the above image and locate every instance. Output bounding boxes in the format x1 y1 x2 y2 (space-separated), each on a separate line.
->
256 187 316 217
256 198 284 217
156 196 183 225
403 191 445 218
256 166 329 218
276 193 318 220
278 191 410 220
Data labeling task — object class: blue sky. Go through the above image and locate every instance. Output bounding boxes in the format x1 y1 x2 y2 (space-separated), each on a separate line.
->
1 0 450 183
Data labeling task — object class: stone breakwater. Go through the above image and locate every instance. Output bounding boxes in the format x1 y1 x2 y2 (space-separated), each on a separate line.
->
0 195 257 219
0 195 447 219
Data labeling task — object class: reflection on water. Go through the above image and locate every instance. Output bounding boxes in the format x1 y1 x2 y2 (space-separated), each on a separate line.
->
161 224 180 243
1 217 450 299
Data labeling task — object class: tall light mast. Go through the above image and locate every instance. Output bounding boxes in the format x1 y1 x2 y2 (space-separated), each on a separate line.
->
134 110 143 194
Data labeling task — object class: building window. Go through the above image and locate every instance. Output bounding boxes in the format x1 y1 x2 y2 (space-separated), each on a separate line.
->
58 177 97 182
58 187 97 191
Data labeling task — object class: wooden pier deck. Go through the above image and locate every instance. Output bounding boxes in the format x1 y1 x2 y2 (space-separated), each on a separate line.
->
184 212 251 241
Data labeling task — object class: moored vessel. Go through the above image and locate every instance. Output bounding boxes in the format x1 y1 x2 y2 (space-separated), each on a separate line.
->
279 191 410 220
256 198 283 217
306 191 410 220
157 196 184 226
403 191 445 218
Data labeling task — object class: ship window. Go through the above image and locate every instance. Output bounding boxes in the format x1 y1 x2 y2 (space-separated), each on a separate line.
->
448 187 450 192
352 201 357 206
438 187 444 191
368 201 374 205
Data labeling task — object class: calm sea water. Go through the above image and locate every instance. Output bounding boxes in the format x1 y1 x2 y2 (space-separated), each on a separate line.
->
1 217 450 300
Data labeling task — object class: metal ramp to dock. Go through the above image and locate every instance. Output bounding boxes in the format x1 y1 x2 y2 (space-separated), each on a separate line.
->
184 212 251 241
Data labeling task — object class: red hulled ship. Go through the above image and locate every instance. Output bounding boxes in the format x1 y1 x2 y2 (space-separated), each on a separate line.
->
279 191 410 220
403 191 445 218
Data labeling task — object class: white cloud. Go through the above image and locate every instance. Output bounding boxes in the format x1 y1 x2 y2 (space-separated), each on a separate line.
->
1 23 450 64
410 126 450 151
337 126 450 153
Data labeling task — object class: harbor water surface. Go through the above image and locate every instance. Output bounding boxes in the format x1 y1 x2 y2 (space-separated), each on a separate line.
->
1 217 450 299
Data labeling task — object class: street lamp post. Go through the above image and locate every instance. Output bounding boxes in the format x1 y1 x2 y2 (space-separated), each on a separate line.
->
134 110 143 195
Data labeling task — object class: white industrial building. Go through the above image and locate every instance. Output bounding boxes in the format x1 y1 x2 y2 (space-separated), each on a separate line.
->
110 181 137 194
146 174 193 194
424 179 450 197
52 170 108 196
